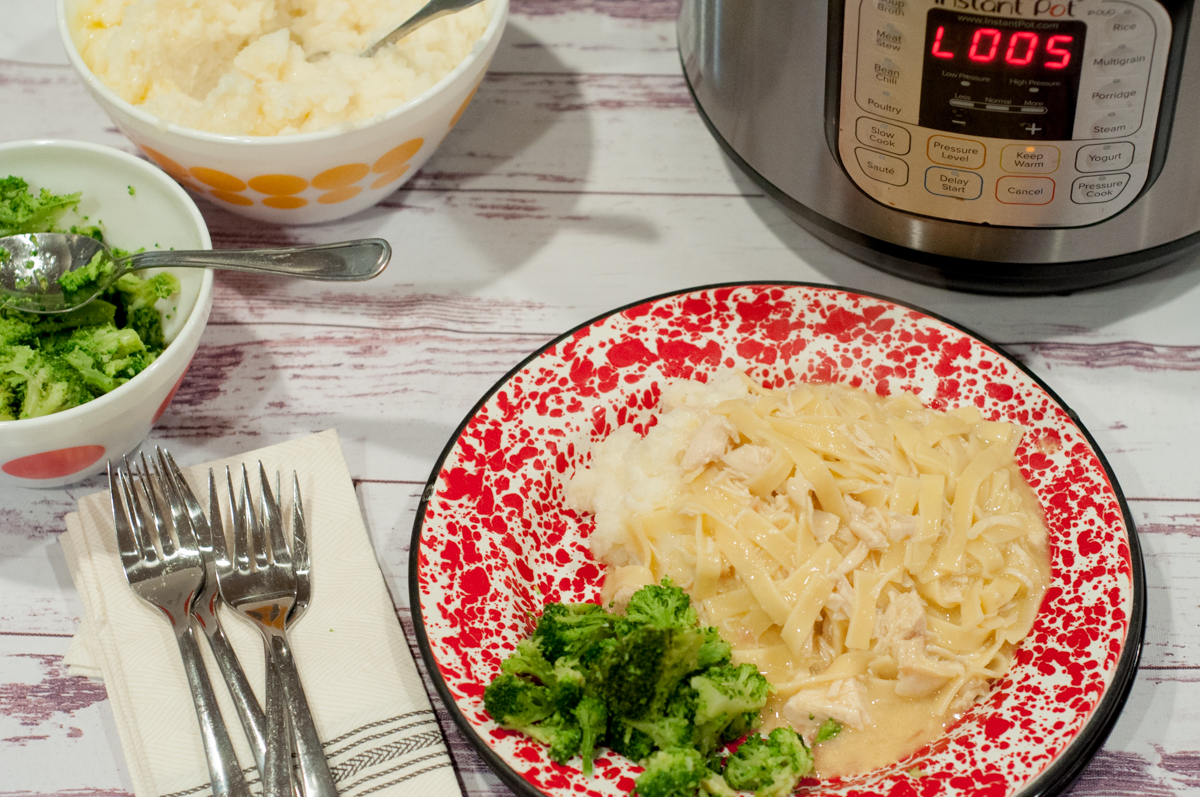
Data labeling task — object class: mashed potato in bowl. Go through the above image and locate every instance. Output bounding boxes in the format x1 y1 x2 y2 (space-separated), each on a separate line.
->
69 0 492 136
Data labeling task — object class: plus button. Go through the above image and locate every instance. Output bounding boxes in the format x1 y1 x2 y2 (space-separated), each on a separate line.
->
1023 123 1043 135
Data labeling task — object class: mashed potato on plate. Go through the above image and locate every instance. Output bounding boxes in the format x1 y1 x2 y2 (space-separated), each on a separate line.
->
70 0 492 136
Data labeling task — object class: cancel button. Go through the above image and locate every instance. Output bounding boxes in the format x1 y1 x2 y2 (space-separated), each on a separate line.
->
996 176 1055 205
1071 173 1131 204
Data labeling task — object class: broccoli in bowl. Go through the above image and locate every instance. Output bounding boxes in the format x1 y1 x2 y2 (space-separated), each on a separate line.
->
0 176 180 421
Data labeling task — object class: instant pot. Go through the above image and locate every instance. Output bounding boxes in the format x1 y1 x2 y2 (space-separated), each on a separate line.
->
678 0 1197 293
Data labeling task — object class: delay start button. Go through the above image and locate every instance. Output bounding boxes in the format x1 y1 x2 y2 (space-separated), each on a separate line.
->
1071 173 1131 204
924 167 983 200
927 135 985 169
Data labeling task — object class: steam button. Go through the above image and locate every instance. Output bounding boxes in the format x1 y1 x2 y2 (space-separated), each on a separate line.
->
1080 108 1142 138
1076 142 1135 172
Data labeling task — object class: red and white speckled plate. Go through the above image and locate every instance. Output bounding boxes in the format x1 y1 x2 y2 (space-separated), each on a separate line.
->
410 283 1143 797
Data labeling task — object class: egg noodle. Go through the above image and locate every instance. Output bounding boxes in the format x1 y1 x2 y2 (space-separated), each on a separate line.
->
568 371 1049 774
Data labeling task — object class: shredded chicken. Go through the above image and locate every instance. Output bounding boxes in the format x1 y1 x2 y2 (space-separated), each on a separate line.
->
721 443 775 481
680 415 737 471
783 677 871 743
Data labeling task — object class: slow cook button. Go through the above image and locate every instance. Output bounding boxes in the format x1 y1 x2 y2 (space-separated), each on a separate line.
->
924 167 983 200
1000 144 1060 174
855 147 909 186
927 135 985 169
1076 142 1135 172
996 176 1055 205
1071 173 1131 204
855 117 912 155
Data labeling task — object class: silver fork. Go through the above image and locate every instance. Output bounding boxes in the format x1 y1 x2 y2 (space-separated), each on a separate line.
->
157 450 270 784
108 458 251 797
210 464 338 797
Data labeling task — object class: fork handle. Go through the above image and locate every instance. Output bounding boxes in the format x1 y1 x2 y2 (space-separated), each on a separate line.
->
177 626 253 797
201 622 269 775
268 634 339 797
263 639 293 797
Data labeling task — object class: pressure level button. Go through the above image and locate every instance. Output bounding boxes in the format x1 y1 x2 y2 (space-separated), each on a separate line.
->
1071 173 1130 204
856 117 912 155
927 135 985 169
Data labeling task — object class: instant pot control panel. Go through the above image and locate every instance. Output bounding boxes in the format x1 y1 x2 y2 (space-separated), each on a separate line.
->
836 0 1173 227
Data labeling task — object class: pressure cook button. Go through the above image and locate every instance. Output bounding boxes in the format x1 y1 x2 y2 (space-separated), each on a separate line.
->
1071 173 1131 204
855 117 912 155
996 176 1055 205
1076 142 1135 172
855 147 909 186
924 167 983 200
927 135 985 169
1000 144 1060 174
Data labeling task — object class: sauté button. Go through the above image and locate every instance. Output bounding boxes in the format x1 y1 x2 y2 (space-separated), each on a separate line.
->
1000 144 1060 174
996 176 1055 205
856 117 912 155
924 167 983 200
927 135 985 169
855 147 909 186
1071 173 1131 204
1076 142 1135 172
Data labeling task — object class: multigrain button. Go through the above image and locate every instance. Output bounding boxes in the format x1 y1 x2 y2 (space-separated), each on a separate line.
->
924 167 982 200
855 147 909 186
927 135 985 169
1076 142 1135 172
1071 173 1131 204
856 117 912 155
996 176 1055 205
1000 144 1059 174
1092 43 1151 76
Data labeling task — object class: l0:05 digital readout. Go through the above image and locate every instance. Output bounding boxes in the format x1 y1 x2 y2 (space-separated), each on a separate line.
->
931 24 1076 68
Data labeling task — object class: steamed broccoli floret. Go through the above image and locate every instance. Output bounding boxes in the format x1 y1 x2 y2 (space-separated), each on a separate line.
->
0 177 80 236
690 664 772 754
535 711 584 764
634 748 713 797
607 717 657 763
552 659 586 711
534 601 614 662
627 715 695 752
697 626 732 670
483 672 555 728
721 727 814 797
574 695 607 776
0 314 34 346
814 717 842 744
10 350 92 418
616 579 698 633
500 638 557 685
57 250 116 305
115 271 180 350
597 626 704 720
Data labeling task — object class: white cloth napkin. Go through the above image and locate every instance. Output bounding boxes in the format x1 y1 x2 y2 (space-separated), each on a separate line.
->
61 429 461 797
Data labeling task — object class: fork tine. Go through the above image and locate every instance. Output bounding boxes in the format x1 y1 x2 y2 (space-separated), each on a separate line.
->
241 464 269 570
155 448 198 553
124 456 158 563
291 472 307 577
163 449 213 550
140 452 176 557
228 466 251 572
208 468 231 571
259 462 291 569
109 462 142 569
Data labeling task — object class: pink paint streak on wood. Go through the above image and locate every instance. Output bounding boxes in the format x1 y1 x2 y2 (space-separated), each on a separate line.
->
0 655 109 726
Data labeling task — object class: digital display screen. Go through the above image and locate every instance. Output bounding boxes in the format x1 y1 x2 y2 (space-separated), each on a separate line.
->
918 9 1087 140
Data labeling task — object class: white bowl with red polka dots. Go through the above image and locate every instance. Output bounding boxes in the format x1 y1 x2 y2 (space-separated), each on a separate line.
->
56 0 508 226
0 140 213 489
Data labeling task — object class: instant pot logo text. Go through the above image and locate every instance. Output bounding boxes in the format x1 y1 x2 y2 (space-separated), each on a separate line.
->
932 0 1079 17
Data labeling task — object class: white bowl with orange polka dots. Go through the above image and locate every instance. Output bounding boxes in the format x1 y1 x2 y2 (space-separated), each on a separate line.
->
55 0 507 225
0 140 214 489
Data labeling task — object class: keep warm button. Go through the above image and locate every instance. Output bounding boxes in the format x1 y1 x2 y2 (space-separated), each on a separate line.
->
1071 173 1130 204
996 176 1054 205
925 167 983 200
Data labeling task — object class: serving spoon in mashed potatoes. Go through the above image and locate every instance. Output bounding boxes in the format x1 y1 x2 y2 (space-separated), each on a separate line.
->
0 233 391 314
308 0 487 60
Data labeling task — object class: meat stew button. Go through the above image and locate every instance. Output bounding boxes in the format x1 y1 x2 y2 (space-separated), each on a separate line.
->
855 147 909 186
1071 173 1131 204
996 176 1055 205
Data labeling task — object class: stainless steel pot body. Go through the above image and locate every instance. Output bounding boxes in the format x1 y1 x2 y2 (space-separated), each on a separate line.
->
678 0 1200 292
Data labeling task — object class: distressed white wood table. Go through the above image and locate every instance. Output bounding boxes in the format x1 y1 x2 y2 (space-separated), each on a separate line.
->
2 1 1198 795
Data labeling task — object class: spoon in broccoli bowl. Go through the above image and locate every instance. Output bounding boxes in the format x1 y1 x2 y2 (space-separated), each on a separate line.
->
0 233 391 314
